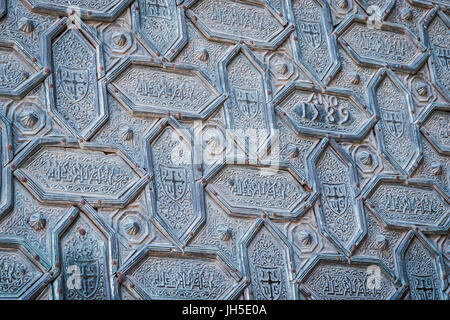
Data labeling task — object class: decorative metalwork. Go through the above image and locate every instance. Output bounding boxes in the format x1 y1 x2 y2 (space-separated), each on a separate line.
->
0 0 448 300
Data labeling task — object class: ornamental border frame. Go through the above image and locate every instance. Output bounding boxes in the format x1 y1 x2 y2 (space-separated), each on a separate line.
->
10 136 149 208
118 244 246 300
41 17 109 141
106 56 226 120
334 14 429 73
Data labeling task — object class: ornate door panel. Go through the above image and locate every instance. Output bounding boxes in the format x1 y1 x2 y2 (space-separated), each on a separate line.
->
0 0 448 300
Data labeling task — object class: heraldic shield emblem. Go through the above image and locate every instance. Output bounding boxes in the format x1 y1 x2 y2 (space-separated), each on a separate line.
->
159 164 187 201
235 88 260 119
255 266 283 300
322 183 348 215
298 21 322 50
411 274 436 300
59 66 89 102
383 110 405 138
67 259 100 299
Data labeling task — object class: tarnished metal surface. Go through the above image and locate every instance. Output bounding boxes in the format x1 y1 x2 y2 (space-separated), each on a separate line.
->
0 0 448 300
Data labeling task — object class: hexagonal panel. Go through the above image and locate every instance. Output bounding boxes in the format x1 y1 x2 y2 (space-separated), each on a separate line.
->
52 204 116 300
368 68 423 176
219 44 276 153
422 9 450 100
397 231 447 300
205 162 316 219
417 103 449 155
131 0 187 61
362 175 450 231
185 0 292 50
0 42 47 98
119 245 244 299
274 82 376 140
107 57 225 119
307 138 366 256
335 15 428 72
43 18 108 140
143 117 205 247
287 0 340 84
11 137 148 207
24 0 133 21
241 218 297 300
297 254 402 300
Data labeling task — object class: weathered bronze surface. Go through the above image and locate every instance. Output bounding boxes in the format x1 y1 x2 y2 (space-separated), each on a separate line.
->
0 0 448 300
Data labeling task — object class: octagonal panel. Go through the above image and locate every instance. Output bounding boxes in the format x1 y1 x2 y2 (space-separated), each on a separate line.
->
368 68 423 176
185 0 292 50
11 138 148 207
307 138 366 256
119 245 244 299
297 254 402 300
274 82 376 140
287 0 340 84
107 57 225 119
205 162 316 219
43 18 108 140
131 0 187 61
335 15 428 72
24 0 133 21
362 175 450 231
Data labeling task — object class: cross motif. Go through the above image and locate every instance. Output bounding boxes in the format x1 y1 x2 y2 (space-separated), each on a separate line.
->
63 71 88 101
145 0 169 18
435 46 450 71
415 277 434 299
236 89 259 118
163 169 184 199
384 112 403 137
299 22 321 48
260 270 281 300
327 186 346 213
438 117 449 139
